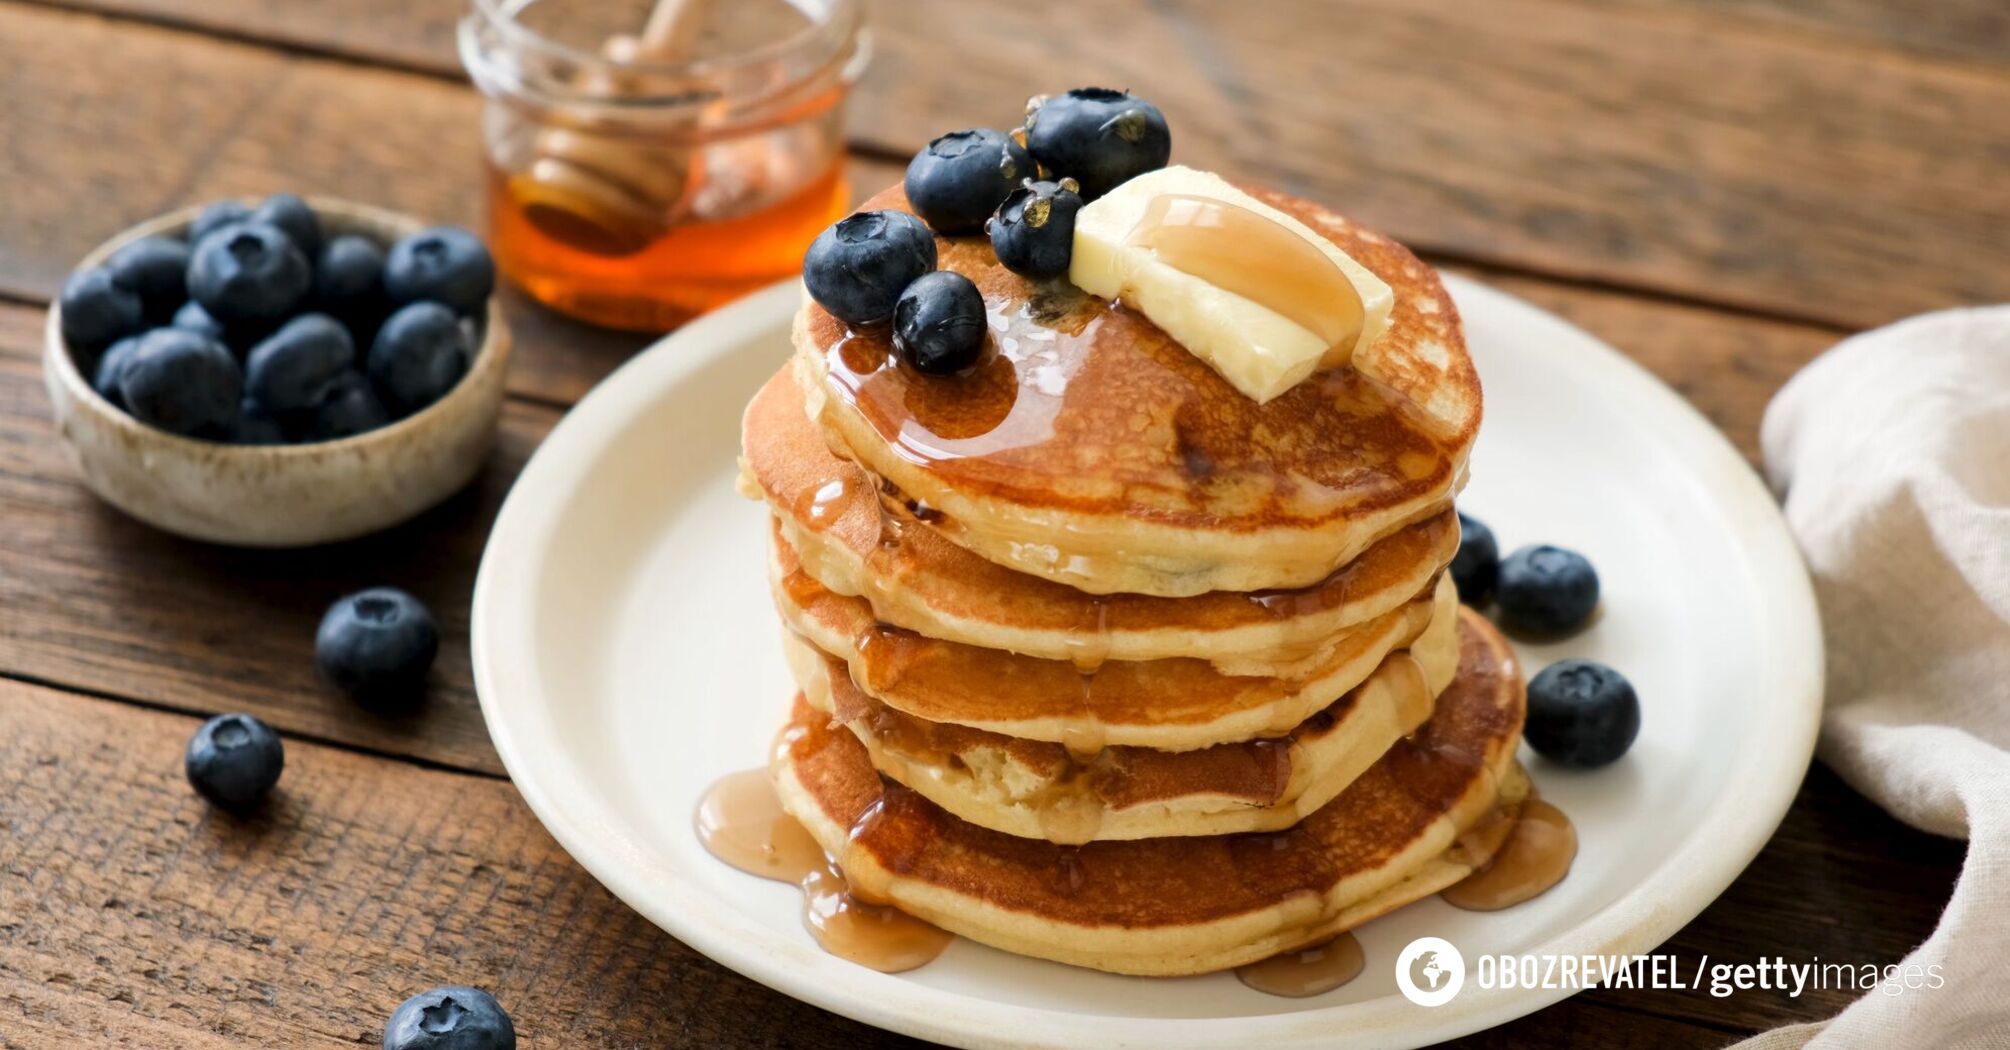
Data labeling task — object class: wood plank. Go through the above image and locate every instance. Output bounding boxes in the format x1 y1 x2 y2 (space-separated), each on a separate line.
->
1660 0 2010 66
0 675 1789 1048
0 303 523 774
0 4 897 407
0 677 932 1048
0 2 1845 448
21 0 2010 329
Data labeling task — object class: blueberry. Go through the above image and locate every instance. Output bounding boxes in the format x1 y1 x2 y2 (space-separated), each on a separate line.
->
188 221 312 327
904 128 1037 235
318 587 440 703
185 713 284 810
119 328 242 436
383 986 515 1050
188 200 253 244
106 236 192 321
1024 87 1171 200
231 400 288 445
316 234 388 327
58 267 146 354
384 226 494 315
1525 660 1640 768
801 210 938 325
1497 544 1600 635
252 192 324 261
92 335 142 404
172 299 228 342
988 178 1083 279
309 370 391 440
92 336 143 409
246 313 356 414
369 302 471 414
891 271 987 375
1451 512 1500 606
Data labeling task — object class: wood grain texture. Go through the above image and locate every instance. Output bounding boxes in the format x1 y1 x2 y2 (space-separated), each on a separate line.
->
0 677 933 1048
0 5 900 407
0 676 1955 1048
1659 0 2010 65
24 0 2010 329
0 304 525 774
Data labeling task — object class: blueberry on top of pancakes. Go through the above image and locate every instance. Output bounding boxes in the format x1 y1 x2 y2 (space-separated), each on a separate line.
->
1024 87 1171 200
802 210 938 325
988 178 1083 279
892 271 988 375
905 129 1036 236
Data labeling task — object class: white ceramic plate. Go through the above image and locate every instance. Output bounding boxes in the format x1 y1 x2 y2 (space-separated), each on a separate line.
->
471 275 1822 1049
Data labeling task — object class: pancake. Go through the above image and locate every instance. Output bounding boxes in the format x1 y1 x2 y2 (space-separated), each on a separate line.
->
790 183 1479 597
772 608 1526 976
782 582 1461 843
771 527 1458 752
741 368 1461 675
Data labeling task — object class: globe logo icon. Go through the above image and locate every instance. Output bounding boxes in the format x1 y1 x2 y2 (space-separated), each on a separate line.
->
1396 937 1465 1007
1412 951 1448 990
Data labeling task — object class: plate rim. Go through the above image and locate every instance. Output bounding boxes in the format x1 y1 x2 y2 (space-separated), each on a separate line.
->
471 275 1824 1049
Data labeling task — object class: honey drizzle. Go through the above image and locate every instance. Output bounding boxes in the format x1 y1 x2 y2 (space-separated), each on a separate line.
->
1441 799 1577 911
695 768 952 972
1235 933 1365 997
1126 194 1365 364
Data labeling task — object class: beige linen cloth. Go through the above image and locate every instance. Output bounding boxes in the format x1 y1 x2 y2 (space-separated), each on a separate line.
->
1731 307 2010 1048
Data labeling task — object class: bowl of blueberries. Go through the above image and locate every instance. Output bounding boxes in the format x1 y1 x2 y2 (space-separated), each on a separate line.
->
44 193 512 547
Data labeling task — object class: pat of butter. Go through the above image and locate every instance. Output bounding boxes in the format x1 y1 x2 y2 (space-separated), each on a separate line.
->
1070 166 1395 403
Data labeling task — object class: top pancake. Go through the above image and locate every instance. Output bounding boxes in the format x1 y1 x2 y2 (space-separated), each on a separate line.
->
792 183 1479 597
742 368 1460 675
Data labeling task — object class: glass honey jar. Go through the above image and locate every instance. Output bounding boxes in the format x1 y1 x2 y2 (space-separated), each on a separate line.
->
461 0 867 330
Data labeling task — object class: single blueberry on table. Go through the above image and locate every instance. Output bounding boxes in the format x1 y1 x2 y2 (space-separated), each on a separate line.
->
309 370 392 440
316 234 388 329
1525 659 1640 768
106 235 192 321
184 713 284 810
988 178 1083 279
92 336 142 409
383 986 515 1050
1024 87 1171 200
172 298 229 342
318 587 440 703
1451 511 1500 606
904 128 1037 235
58 266 146 354
246 313 356 414
369 302 471 415
892 270 987 376
1496 544 1600 636
383 226 495 315
252 192 324 262
188 221 312 328
189 200 253 245
801 210 937 325
118 328 243 437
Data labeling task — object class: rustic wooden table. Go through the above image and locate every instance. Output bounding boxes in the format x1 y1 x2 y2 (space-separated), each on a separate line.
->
2 1 2000 1045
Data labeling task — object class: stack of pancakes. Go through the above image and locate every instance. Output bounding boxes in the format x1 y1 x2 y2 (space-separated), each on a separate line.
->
738 182 1527 976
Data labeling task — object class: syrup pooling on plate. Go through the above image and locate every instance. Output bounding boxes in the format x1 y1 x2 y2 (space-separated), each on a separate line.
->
1441 798 1578 911
1125 194 1365 363
1235 933 1365 997
696 766 952 972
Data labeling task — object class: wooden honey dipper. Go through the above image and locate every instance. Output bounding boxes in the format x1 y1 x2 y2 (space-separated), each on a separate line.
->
508 0 710 256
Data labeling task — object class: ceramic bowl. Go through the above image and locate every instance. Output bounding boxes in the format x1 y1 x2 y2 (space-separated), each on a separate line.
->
43 197 512 547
